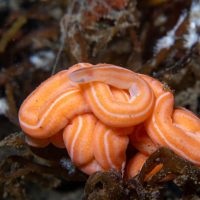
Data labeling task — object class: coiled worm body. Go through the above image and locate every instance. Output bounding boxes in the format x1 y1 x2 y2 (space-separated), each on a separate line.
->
144 77 200 165
130 125 158 156
69 64 155 127
19 64 91 139
18 62 200 177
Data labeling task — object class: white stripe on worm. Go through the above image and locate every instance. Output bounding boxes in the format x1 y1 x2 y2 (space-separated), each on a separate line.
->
70 116 83 162
104 130 116 169
152 92 200 165
19 89 79 129
91 83 154 118
174 124 200 140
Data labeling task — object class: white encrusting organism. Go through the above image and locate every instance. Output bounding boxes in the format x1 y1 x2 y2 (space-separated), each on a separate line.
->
154 12 187 53
0 98 9 115
184 0 200 48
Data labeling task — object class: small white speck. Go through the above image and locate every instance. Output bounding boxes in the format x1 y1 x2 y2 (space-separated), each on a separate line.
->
60 158 76 174
30 50 55 71
0 98 9 115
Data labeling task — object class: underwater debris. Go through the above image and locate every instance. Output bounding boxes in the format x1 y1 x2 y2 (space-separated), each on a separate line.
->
129 148 200 199
0 15 27 53
141 0 200 87
83 170 125 200
2 134 200 200
154 11 187 53
0 132 86 200
59 0 139 63
84 148 200 200
175 80 200 114
183 0 200 48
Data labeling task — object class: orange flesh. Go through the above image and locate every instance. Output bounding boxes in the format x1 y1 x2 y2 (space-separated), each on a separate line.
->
19 63 91 139
126 153 148 179
144 163 163 182
144 76 200 165
130 125 158 156
93 121 129 170
25 130 65 148
70 65 155 127
18 63 200 176
63 114 96 166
